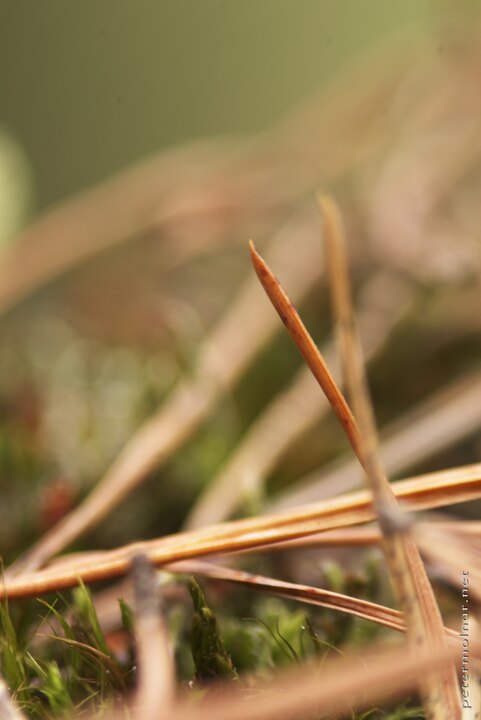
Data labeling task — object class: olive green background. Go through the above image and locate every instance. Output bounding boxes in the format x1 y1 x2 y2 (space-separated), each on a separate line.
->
0 1 430 213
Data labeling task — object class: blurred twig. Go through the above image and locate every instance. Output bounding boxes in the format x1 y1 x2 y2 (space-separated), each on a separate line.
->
131 555 175 720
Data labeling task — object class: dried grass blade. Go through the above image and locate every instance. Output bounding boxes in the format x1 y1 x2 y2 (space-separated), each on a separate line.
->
319 194 460 718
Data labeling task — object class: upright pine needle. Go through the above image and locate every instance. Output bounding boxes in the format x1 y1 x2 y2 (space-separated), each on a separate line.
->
249 200 461 719
319 194 461 719
248 239 362 459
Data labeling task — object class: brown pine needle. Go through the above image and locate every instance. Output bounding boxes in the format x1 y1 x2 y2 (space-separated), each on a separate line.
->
248 239 362 458
60 557 406 640
2 462 481 599
52 555 465 647
319 194 460 718
178 558 406 633
172 559 463 644
261 519 481 551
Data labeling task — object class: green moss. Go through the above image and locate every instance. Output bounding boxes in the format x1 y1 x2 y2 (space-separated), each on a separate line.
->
189 577 238 683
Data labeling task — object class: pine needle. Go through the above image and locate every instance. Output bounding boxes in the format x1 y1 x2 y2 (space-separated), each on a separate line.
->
2 462 481 599
248 239 363 459
262 519 481 551
318 194 460 718
248 206 462 717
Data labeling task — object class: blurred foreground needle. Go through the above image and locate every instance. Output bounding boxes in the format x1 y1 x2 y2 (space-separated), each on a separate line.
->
131 555 175 720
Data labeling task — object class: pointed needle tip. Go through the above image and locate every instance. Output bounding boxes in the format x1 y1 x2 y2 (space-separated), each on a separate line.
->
248 239 265 275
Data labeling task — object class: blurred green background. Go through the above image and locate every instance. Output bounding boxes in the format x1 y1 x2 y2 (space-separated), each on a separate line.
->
0 1 430 215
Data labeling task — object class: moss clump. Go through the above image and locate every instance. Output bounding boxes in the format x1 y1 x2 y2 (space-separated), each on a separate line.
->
189 577 238 683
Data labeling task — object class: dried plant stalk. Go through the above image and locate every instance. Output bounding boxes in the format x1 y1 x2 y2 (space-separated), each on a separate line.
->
319 194 460 718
